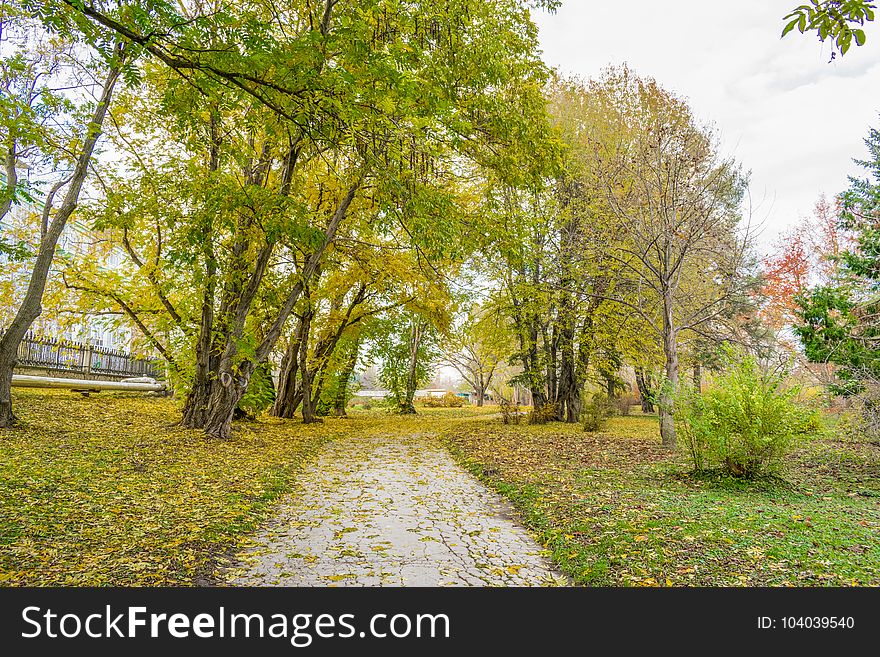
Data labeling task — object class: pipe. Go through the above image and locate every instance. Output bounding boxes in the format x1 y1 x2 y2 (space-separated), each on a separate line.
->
12 374 165 392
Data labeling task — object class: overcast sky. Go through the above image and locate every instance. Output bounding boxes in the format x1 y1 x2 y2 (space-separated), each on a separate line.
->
532 1 880 252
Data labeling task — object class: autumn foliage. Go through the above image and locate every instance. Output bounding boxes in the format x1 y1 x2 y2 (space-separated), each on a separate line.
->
761 195 842 328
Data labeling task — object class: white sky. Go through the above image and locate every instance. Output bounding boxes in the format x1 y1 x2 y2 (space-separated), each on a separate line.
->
533 1 880 252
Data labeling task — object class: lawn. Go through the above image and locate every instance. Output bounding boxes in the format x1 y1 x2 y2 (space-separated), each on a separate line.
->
0 389 346 586
4 389 877 587
441 413 880 586
0 390 496 586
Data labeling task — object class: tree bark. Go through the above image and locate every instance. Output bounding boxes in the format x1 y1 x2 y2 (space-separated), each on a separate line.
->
556 292 579 422
200 181 358 438
1 142 18 222
659 299 678 447
332 336 361 417
0 56 124 428
693 362 702 392
181 114 222 428
0 353 14 428
635 368 655 414
299 312 321 423
272 314 306 419
399 318 425 414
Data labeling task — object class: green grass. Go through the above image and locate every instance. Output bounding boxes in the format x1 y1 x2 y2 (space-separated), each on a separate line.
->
4 390 877 587
441 414 880 586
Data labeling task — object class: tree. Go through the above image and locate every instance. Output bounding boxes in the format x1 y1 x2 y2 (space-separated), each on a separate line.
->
783 1 875 57
761 195 843 330
442 304 509 406
795 124 880 414
586 68 753 447
42 0 555 439
370 309 440 414
0 10 130 427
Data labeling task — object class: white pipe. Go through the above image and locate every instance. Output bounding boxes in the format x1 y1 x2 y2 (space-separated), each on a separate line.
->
12 374 165 392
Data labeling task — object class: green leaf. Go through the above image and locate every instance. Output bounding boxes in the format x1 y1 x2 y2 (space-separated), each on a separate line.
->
853 28 867 46
782 18 800 37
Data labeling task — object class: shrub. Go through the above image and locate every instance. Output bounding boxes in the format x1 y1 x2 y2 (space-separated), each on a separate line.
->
676 355 819 478
582 393 613 432
237 361 276 418
422 391 466 408
499 398 520 425
528 402 557 424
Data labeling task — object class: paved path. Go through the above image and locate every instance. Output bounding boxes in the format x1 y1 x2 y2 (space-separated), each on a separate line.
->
224 431 563 586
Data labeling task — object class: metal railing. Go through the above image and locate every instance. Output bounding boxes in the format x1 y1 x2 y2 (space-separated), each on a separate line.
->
15 333 163 379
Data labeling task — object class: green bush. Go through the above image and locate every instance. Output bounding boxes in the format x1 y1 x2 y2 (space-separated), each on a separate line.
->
237 361 276 418
582 393 613 432
676 355 818 478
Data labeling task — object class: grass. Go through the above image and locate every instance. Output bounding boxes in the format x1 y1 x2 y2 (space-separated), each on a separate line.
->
0 390 495 586
0 389 343 585
346 403 500 419
441 413 880 586
4 390 877 587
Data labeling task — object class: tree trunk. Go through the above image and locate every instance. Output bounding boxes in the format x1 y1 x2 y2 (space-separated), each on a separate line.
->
545 322 557 407
659 303 678 447
181 369 214 428
332 336 361 417
272 315 306 419
181 295 218 428
299 312 320 424
693 362 702 392
400 319 425 414
181 113 221 428
635 368 655 414
524 319 547 416
202 366 251 439
557 294 578 422
0 58 123 428
0 351 15 427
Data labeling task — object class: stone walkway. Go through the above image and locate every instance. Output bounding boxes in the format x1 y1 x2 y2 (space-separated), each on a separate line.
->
224 432 564 586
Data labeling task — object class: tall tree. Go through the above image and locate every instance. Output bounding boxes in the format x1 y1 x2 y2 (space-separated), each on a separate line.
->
761 195 843 330
0 10 129 427
442 304 509 406
796 123 880 412
585 68 753 447
370 309 440 414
